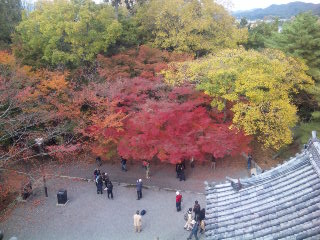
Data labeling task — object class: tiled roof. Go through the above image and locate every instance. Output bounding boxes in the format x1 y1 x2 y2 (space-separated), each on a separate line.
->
205 138 320 240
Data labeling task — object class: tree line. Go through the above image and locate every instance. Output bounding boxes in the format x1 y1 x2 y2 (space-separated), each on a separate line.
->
1 0 320 198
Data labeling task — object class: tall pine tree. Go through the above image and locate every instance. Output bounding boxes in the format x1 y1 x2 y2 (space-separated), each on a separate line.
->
267 12 320 143
267 12 320 81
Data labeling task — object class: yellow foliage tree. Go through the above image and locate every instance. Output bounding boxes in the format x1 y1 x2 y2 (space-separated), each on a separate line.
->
164 48 314 149
135 0 247 56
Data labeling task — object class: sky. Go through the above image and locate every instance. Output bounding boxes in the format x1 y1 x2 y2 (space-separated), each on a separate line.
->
28 0 320 12
231 0 320 11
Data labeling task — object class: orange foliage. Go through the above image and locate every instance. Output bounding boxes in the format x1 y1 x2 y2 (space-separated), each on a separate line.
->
0 51 124 164
0 171 28 202
97 45 192 81
0 51 15 66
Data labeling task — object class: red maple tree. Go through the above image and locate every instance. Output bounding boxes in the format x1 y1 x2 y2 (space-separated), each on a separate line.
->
103 79 251 164
97 45 192 81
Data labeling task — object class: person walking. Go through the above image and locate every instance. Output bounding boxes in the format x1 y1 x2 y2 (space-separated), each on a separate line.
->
146 162 150 179
247 154 252 170
184 208 193 230
190 157 195 168
136 179 143 200
96 175 103 194
96 156 102 166
121 157 127 172
179 167 186 181
176 191 182 212
210 155 216 170
103 173 109 187
176 163 182 178
133 210 142 233
94 169 100 185
187 220 199 240
182 159 186 169
106 180 113 199
193 201 201 221
199 208 206 234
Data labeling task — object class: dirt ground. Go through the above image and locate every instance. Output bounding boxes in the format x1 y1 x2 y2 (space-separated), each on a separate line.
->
0 141 301 215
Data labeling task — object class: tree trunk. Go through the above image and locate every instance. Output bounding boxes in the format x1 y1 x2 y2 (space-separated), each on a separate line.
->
223 99 227 122
115 3 119 20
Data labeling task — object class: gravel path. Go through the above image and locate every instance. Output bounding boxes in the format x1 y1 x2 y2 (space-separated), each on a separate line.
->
0 177 206 240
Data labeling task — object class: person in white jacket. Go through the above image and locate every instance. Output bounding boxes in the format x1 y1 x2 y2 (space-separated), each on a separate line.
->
184 208 193 230
133 210 142 233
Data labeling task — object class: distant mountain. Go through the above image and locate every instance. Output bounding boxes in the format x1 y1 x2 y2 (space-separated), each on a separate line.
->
232 1 320 20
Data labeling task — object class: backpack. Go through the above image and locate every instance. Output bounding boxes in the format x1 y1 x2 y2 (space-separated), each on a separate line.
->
140 209 146 216
184 213 188 221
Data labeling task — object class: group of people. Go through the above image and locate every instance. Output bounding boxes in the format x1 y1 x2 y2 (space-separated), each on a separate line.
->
93 169 114 199
94 156 207 239
185 201 206 240
94 157 145 201
176 192 205 239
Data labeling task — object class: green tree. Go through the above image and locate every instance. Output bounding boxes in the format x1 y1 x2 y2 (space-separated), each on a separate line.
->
135 0 247 56
267 12 320 82
0 0 22 48
267 12 320 140
239 17 248 28
164 48 314 149
13 0 122 68
246 19 279 50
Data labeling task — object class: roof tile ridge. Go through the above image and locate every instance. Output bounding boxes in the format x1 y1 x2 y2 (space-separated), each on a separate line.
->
309 140 320 179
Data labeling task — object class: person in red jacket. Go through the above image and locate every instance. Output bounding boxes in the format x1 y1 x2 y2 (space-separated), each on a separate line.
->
176 191 182 212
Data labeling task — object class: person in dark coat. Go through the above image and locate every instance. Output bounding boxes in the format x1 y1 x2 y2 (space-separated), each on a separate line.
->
106 180 113 199
247 154 252 169
193 201 201 221
96 156 102 166
210 155 216 170
102 173 109 187
199 208 206 233
136 179 142 200
94 169 100 178
179 166 186 181
121 157 127 172
94 169 100 186
96 175 103 194
187 220 199 240
181 159 186 169
176 163 182 178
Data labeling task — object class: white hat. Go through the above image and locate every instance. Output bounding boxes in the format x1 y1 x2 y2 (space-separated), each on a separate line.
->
139 179 142 182
176 191 180 195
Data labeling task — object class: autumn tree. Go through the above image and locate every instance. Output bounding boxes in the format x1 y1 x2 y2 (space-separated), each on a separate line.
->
0 52 72 166
0 51 124 165
98 45 192 81
13 0 122 68
164 48 314 149
135 0 247 56
114 84 251 163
